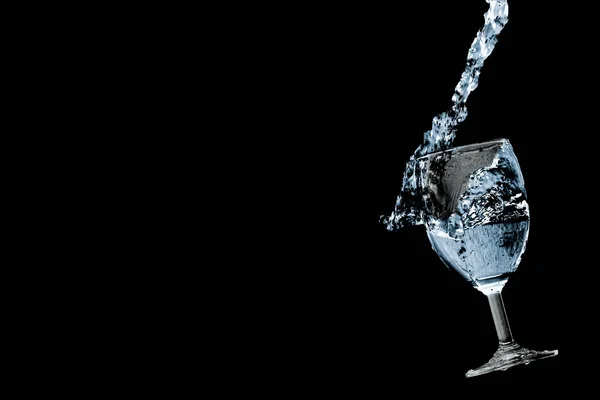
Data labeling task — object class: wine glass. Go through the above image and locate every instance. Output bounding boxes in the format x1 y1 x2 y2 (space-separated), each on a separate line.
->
416 138 558 378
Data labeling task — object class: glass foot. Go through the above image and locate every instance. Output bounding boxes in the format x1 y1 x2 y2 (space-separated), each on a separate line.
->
466 342 558 378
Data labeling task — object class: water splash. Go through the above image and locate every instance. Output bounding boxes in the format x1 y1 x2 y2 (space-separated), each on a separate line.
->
425 144 529 240
381 0 509 231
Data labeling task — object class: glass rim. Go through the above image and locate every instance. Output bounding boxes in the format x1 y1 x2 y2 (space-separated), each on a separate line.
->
416 138 509 161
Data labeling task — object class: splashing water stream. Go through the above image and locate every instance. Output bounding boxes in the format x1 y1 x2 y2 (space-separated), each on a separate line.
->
381 0 509 231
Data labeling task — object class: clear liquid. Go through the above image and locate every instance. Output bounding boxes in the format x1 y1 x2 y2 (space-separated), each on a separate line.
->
426 220 529 294
381 0 509 230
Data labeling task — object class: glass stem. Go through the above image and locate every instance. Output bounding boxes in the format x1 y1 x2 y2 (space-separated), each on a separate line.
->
486 292 514 344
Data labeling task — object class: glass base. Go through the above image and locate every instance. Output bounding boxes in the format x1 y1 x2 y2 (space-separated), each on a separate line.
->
466 342 558 378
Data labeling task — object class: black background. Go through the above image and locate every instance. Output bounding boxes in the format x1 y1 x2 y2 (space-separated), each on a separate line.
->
229 0 594 393
23 1 596 395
